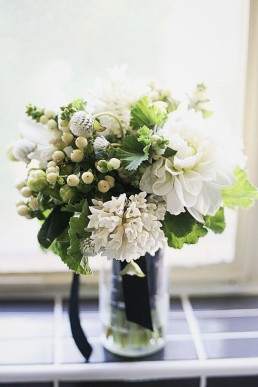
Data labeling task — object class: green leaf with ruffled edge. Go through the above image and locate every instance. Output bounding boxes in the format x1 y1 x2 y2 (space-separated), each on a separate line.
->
222 167 258 209
116 135 148 171
204 208 225 234
162 211 207 249
56 201 92 275
130 96 167 129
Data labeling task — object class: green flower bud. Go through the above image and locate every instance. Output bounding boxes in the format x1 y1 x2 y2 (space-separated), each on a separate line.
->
59 184 77 203
27 170 48 192
96 160 108 173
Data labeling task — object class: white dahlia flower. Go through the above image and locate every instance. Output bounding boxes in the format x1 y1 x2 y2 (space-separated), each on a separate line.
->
88 66 149 137
87 192 164 262
140 110 241 222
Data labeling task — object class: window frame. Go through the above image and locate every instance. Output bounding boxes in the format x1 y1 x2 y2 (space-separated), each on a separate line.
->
1 0 258 297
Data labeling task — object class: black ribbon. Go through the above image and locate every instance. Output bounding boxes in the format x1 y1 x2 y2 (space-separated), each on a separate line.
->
120 254 154 331
69 273 92 362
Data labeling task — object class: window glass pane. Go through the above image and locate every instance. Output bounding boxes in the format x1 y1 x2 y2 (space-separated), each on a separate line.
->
0 0 249 269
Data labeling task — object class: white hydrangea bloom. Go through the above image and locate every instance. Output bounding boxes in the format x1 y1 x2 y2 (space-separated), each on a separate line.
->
140 109 241 222
87 192 164 262
88 66 149 137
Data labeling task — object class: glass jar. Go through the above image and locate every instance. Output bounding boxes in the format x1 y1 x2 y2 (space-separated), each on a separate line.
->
99 249 169 358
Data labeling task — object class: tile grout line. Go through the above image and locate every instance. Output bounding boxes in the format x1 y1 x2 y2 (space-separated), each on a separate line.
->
53 295 63 386
181 295 207 387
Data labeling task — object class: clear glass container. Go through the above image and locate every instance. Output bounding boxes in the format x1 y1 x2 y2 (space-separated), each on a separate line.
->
99 249 169 358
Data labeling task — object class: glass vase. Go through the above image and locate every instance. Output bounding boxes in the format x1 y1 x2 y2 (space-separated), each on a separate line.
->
99 249 169 358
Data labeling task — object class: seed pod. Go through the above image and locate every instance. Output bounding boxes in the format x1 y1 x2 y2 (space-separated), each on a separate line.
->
27 170 48 192
59 184 77 203
70 111 94 138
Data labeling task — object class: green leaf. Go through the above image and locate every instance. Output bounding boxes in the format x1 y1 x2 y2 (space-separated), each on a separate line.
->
62 201 84 213
116 135 148 171
162 211 207 249
137 126 152 157
204 208 225 234
67 201 92 275
130 97 167 129
163 147 177 158
55 203 92 275
37 206 72 248
72 98 86 111
222 167 258 209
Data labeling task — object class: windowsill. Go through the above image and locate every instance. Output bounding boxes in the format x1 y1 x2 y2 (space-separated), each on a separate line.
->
1 296 258 386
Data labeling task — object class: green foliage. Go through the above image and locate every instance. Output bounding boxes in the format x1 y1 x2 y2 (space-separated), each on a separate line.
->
26 104 44 122
60 98 86 122
162 211 208 249
204 208 225 234
137 126 152 157
72 98 86 111
222 167 258 209
116 135 148 171
37 206 72 248
62 201 84 213
130 97 167 129
55 201 92 275
163 147 176 158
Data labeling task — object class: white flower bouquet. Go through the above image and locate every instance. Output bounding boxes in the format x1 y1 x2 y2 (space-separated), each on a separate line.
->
10 68 257 276
9 67 258 358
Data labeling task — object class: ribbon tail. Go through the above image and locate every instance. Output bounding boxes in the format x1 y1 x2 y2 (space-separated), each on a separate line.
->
120 255 154 331
69 273 93 362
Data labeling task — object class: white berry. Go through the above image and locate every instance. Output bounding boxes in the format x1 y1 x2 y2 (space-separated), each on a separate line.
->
44 109 56 118
67 174 80 187
75 136 88 149
105 175 115 188
20 186 32 198
47 161 57 168
46 167 57 174
82 171 94 184
109 158 121 170
61 133 74 144
47 172 58 184
17 205 30 216
70 149 84 163
40 115 49 124
52 150 65 163
47 119 58 130
29 196 39 210
98 180 110 193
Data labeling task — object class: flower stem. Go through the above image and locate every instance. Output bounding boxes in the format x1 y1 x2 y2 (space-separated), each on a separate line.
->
94 112 124 139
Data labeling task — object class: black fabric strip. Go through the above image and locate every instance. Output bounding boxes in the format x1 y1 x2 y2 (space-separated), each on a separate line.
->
121 255 154 331
69 273 92 362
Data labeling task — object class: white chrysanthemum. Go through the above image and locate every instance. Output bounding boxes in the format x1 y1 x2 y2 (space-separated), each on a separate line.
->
88 66 149 137
140 110 242 222
87 192 164 262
